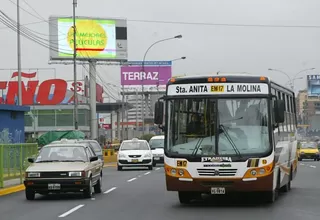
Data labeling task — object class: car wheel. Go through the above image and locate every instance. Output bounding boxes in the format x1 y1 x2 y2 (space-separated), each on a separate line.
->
148 165 153 170
117 165 123 171
25 188 35 200
84 178 93 198
94 174 102 194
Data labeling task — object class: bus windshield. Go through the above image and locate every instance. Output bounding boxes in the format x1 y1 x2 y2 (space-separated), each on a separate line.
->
166 98 270 157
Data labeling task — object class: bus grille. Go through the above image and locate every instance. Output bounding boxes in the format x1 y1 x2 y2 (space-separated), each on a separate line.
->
197 168 237 176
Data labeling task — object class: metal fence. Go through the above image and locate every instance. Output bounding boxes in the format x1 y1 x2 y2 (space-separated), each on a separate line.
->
0 143 38 188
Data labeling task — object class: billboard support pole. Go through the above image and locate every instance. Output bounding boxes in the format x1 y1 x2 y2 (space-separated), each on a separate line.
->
72 0 78 130
89 60 98 140
121 86 125 140
17 0 22 105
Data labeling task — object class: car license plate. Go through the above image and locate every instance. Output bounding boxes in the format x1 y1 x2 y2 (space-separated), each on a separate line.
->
211 187 225 194
48 183 61 190
132 159 138 163
154 157 160 160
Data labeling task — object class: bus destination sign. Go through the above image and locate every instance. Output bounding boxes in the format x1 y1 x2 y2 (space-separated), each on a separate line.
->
167 83 269 96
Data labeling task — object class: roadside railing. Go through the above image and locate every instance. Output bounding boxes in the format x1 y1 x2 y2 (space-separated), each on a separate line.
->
0 143 38 188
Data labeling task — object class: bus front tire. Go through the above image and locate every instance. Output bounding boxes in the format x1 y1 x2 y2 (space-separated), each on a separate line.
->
178 192 201 204
178 192 193 204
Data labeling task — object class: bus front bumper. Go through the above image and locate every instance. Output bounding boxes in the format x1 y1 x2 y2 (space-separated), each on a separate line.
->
166 174 273 193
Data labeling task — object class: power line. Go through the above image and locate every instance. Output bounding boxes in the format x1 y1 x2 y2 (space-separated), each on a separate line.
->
4 0 320 30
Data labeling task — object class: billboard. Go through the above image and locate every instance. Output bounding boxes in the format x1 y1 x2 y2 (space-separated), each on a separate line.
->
0 72 104 105
48 16 127 61
120 61 172 92
307 75 320 97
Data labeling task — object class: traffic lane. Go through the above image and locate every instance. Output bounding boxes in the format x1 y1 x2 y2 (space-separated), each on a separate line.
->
299 160 319 169
101 166 154 189
0 191 85 220
67 164 320 220
0 166 154 220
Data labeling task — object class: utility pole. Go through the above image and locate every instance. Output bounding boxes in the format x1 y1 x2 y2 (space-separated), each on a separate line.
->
73 0 78 130
121 86 125 140
17 0 22 105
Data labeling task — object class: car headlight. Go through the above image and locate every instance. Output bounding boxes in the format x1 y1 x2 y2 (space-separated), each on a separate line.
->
118 153 126 158
145 153 152 158
69 171 83 177
27 172 40 178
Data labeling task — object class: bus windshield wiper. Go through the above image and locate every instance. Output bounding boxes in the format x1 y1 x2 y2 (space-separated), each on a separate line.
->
219 124 242 158
191 137 205 157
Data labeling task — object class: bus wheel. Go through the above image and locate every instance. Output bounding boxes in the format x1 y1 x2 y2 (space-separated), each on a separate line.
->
178 192 193 204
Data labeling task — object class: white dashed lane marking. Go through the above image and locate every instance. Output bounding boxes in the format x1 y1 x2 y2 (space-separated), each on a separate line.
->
300 163 305 166
144 172 151 175
155 168 160 170
310 165 317 168
104 187 117 194
58 205 85 218
127 177 137 182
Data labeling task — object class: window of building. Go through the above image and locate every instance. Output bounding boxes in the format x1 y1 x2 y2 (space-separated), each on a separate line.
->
38 110 55 127
56 109 73 126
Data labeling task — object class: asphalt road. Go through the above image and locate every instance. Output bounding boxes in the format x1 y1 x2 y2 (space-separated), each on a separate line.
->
1 161 320 220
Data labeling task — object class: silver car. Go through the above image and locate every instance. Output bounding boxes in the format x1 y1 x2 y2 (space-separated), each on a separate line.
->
24 142 103 200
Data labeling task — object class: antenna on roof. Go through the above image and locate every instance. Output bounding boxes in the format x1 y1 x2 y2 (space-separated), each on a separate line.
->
217 71 220 75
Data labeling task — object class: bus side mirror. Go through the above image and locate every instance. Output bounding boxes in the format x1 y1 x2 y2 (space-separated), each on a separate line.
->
274 100 285 124
154 101 164 125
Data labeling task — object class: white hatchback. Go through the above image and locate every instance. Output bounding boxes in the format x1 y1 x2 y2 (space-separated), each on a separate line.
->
149 135 164 166
117 138 153 171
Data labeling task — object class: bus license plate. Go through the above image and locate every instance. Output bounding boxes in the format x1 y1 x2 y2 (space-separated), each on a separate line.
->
132 159 138 163
48 183 61 190
211 187 225 194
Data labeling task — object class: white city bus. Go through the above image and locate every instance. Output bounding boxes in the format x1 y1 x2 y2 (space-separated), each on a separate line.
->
154 75 298 204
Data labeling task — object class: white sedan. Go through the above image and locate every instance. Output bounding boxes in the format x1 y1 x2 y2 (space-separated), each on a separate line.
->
117 138 153 171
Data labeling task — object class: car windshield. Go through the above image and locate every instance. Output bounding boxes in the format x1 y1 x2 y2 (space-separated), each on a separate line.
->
120 141 150 151
79 141 102 153
167 98 270 157
301 142 317 149
149 139 164 149
35 145 88 162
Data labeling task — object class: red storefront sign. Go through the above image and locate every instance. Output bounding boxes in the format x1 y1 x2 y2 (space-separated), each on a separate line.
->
102 124 112 129
0 72 103 105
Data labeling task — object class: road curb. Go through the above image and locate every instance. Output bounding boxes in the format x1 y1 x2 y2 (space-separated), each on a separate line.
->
0 184 25 196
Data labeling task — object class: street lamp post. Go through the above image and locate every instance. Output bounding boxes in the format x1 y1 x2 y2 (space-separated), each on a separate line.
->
141 35 182 135
268 68 315 90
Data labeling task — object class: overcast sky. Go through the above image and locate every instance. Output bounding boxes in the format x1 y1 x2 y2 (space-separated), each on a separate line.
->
1 0 320 99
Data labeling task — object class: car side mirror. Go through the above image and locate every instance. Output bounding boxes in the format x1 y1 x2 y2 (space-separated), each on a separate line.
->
154 101 164 125
274 99 285 124
90 156 98 162
28 158 34 163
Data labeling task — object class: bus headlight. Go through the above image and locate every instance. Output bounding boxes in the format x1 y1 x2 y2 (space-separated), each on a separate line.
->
178 169 184 176
250 170 257 176
259 168 265 175
171 169 177 175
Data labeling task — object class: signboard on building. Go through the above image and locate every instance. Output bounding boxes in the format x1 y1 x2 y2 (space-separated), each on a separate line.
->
48 16 127 62
307 75 320 97
0 72 104 105
120 61 172 92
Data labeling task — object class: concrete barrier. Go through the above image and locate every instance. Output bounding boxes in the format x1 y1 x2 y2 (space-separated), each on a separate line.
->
103 153 117 163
